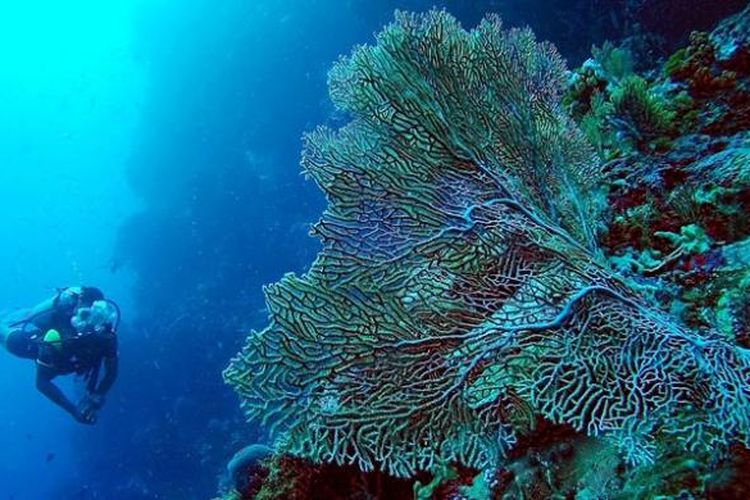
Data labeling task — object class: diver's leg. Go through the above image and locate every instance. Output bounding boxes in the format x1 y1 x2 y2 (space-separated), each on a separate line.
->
2 328 39 359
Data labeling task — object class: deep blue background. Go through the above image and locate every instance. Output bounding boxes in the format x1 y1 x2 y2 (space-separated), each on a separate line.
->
0 1 744 498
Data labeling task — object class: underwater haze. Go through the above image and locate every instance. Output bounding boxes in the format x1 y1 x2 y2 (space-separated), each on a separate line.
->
0 1 140 498
1 0 748 498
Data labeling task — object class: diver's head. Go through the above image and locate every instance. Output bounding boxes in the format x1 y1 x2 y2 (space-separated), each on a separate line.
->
58 286 104 310
71 300 117 334
78 287 104 307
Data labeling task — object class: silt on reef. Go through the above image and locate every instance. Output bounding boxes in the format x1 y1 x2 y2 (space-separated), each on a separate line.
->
224 7 750 499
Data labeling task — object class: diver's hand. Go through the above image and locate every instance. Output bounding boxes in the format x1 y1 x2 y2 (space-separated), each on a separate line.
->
75 397 98 425
87 392 105 410
73 407 96 425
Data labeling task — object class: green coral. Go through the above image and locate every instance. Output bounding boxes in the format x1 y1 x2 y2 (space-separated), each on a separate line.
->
609 248 664 275
693 183 740 216
413 461 458 499
570 71 682 156
216 491 241 500
458 471 492 499
717 271 750 339
655 224 712 255
610 75 675 145
664 47 688 78
592 41 634 85
579 91 618 159
715 238 750 340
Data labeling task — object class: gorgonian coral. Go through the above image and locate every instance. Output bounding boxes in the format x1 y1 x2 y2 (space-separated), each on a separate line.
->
225 10 750 478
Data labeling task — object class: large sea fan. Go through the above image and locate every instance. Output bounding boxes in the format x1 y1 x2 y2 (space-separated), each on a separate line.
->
225 11 750 477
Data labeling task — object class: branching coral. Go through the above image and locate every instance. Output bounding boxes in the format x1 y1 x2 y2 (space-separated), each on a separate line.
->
225 10 750 480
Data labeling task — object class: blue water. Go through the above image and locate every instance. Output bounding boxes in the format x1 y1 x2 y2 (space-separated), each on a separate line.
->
0 0 737 498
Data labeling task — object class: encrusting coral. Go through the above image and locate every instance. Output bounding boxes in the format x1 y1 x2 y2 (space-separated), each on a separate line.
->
225 9 750 496
589 5 750 350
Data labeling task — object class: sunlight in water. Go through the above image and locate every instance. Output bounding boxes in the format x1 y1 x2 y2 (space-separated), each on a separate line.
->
0 1 141 76
0 0 144 301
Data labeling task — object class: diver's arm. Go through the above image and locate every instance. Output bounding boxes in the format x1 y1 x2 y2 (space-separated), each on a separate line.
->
28 287 80 330
35 364 80 419
93 355 118 396
28 296 57 318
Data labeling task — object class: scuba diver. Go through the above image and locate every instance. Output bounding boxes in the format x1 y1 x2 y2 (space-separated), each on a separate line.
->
0 286 120 424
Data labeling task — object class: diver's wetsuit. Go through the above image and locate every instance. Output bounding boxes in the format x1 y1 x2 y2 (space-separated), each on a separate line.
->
1 287 119 424
5 297 78 360
37 331 117 377
5 291 117 382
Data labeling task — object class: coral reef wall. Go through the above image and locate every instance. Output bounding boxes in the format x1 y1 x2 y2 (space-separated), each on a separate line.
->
225 10 750 491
